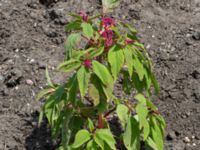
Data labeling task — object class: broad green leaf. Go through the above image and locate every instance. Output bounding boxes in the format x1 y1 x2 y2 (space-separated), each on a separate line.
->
146 137 158 150
102 0 120 13
123 46 133 76
150 72 160 95
123 117 140 150
86 140 98 150
94 129 116 150
150 117 164 150
62 109 73 149
135 94 150 140
132 71 145 92
81 22 94 38
58 59 81 73
133 55 145 81
88 83 100 106
88 118 94 132
45 68 54 87
65 20 81 31
108 45 124 80
116 104 129 128
92 60 114 86
67 74 78 105
72 129 91 148
77 66 91 98
64 33 81 60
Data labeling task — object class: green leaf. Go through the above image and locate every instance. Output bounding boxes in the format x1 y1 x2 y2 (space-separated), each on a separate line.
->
120 22 137 34
86 140 98 150
77 66 91 98
123 46 133 77
65 20 81 31
72 129 91 148
151 72 160 95
116 104 129 128
88 118 94 132
88 83 100 106
35 87 55 101
92 60 114 86
64 33 81 60
108 45 124 80
61 109 73 149
45 68 54 87
81 22 94 38
123 117 140 150
94 129 116 150
133 55 145 81
132 71 145 92
58 59 81 73
67 74 78 105
135 94 150 140
38 109 44 127
86 47 104 58
102 0 120 13
146 137 158 150
150 117 164 150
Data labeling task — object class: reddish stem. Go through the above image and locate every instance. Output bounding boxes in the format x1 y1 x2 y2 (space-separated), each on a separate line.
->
98 113 104 128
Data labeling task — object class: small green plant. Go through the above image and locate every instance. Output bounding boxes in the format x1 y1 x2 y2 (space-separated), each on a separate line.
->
37 1 166 150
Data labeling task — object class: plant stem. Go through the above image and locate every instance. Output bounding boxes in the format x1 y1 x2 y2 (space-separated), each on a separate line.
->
98 113 104 128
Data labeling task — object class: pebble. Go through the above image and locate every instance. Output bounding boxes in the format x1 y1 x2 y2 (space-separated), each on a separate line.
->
166 131 176 141
184 137 191 143
26 79 34 86
192 143 196 146
192 31 200 40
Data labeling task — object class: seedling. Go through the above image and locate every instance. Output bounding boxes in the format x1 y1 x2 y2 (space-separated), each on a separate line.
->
37 0 166 149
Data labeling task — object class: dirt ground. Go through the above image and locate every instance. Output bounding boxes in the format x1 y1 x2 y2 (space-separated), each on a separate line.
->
0 0 200 149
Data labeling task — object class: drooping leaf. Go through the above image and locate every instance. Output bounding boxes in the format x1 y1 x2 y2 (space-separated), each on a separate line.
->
45 68 54 87
64 33 81 60
145 137 158 150
132 71 145 92
123 46 133 76
77 66 91 98
108 45 124 80
81 22 94 38
133 55 145 81
150 72 160 95
88 82 100 106
72 129 91 148
65 20 81 31
86 140 98 150
123 117 140 150
116 104 129 128
87 118 95 132
135 94 150 140
58 59 81 73
149 117 164 150
92 60 114 86
102 0 120 13
36 87 55 101
94 129 116 150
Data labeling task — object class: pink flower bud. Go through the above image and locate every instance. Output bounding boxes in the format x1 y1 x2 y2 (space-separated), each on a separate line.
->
79 11 88 22
102 17 115 28
83 59 91 68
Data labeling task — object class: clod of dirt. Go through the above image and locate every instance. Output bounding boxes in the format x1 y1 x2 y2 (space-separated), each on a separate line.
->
4 69 23 88
166 131 177 141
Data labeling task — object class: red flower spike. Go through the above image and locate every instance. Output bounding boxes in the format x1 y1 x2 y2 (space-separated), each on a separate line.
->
79 11 88 22
83 59 91 68
100 29 114 47
102 17 115 28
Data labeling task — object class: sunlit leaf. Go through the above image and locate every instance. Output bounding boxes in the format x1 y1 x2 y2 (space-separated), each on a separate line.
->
72 129 91 148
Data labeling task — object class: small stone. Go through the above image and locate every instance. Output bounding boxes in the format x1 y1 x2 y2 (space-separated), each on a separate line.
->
184 137 191 143
166 131 176 141
26 79 34 86
192 143 196 146
192 31 200 40
192 136 195 139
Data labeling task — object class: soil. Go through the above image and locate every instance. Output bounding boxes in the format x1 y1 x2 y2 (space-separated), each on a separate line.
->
0 0 200 150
